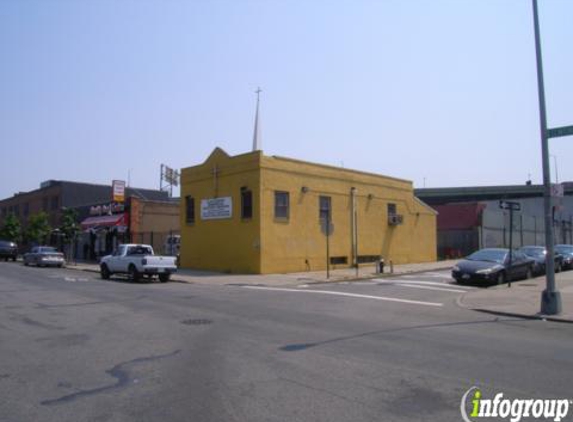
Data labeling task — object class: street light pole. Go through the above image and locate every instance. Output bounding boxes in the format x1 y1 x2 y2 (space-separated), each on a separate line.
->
532 0 561 315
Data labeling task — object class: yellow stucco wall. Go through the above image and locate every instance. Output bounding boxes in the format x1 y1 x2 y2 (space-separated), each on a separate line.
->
180 148 436 274
179 148 262 273
259 155 437 273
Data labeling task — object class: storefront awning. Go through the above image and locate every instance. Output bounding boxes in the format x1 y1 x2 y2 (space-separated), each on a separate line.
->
80 213 128 231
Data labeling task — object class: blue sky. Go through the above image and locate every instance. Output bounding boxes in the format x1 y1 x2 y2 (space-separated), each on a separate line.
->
1 0 572 200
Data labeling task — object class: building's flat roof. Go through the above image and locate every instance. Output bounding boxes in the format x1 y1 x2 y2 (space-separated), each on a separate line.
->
182 147 412 185
268 155 412 185
0 180 169 205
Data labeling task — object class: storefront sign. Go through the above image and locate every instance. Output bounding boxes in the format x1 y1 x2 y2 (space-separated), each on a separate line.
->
90 203 125 216
113 180 126 203
201 197 232 220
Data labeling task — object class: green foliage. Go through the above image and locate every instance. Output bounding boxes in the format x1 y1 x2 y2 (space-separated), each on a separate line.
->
60 208 79 242
25 212 51 245
0 213 21 242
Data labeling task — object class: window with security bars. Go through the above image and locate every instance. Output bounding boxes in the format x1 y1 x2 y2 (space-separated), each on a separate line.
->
274 191 289 219
241 188 253 219
185 195 195 224
319 196 331 221
387 203 397 216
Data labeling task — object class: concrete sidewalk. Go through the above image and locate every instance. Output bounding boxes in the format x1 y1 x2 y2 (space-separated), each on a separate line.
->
458 271 573 323
65 259 458 287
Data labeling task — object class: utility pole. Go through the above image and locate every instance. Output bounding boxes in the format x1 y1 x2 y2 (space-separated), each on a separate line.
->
532 0 561 315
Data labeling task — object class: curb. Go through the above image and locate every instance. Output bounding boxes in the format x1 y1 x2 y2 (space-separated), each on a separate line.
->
469 308 573 324
456 289 573 324
66 265 194 284
65 263 455 286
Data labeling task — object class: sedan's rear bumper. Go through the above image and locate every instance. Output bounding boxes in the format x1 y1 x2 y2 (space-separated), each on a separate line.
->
37 257 65 266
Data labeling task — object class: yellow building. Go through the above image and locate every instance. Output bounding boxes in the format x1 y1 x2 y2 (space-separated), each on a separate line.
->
180 147 437 274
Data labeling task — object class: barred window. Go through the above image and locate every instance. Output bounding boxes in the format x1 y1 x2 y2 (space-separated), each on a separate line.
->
319 196 331 221
388 203 397 216
274 191 289 219
241 188 253 219
185 195 195 224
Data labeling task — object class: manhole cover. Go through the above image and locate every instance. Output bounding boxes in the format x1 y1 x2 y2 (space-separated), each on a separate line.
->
181 319 212 326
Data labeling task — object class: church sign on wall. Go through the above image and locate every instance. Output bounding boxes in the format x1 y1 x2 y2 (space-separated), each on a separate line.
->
201 197 233 220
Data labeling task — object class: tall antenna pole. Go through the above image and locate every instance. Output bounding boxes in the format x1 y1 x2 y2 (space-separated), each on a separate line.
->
252 87 262 151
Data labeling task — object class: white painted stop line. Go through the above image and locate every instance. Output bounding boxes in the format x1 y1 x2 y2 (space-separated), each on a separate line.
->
375 279 474 289
399 284 467 293
242 286 443 307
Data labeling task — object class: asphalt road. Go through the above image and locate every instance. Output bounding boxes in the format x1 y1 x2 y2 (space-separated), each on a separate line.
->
1 262 572 422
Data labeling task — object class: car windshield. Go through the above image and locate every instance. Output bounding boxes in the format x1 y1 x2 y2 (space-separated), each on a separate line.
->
40 247 57 253
520 247 545 257
466 249 507 263
555 245 573 254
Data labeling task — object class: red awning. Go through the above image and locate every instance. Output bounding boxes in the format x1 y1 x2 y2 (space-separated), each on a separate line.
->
81 213 128 230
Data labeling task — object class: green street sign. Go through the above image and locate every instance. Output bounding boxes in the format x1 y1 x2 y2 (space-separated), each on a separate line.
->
547 125 573 139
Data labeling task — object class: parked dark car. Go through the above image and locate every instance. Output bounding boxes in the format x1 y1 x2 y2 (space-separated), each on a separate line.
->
554 245 573 270
23 246 65 268
452 248 535 285
0 240 18 261
519 246 563 275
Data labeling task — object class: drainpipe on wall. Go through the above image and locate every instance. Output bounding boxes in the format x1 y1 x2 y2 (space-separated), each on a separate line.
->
351 187 358 274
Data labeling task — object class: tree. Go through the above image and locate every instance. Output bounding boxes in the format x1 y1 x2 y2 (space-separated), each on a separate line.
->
60 208 79 261
0 213 21 242
25 212 51 246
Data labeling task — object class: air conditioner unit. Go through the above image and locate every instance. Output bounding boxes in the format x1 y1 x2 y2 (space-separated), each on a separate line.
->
388 214 404 226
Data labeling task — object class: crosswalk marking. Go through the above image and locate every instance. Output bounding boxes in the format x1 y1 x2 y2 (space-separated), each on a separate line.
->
242 286 443 307
402 272 452 279
398 284 468 293
374 279 474 289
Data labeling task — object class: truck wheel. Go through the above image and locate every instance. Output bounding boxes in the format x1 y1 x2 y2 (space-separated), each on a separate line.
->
128 265 140 282
159 274 170 283
100 264 111 280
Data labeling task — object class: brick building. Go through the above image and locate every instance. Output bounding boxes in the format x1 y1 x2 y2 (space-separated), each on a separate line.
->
0 180 179 259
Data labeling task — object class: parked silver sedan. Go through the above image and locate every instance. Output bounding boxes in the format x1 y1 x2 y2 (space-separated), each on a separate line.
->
23 246 65 268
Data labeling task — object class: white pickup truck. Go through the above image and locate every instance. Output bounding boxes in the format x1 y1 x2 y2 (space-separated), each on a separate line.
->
100 244 178 283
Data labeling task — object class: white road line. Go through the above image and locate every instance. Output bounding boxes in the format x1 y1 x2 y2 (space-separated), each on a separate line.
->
242 286 443 307
398 284 467 293
402 273 451 279
375 279 469 288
